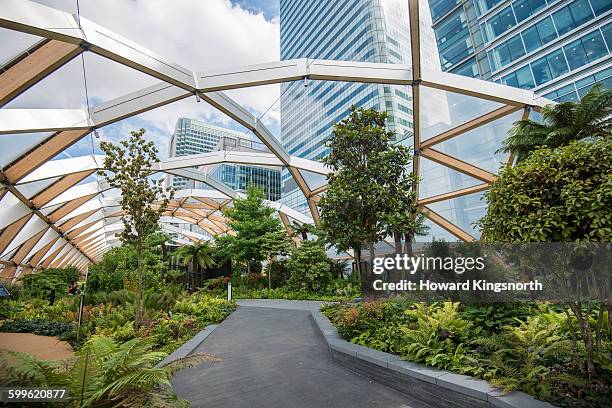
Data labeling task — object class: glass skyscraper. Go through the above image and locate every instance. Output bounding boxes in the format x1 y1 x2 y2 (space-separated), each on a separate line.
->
208 135 282 201
279 0 440 213
168 119 240 189
428 0 611 101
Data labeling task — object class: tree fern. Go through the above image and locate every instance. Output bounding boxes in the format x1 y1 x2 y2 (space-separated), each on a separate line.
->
501 83 611 163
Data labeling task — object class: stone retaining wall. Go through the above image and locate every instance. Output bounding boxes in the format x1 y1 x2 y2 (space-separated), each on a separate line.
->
310 310 556 408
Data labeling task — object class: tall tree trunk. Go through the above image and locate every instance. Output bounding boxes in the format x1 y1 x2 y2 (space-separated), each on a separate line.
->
368 242 376 295
394 231 402 255
268 259 272 291
354 246 362 285
404 233 414 257
135 239 143 329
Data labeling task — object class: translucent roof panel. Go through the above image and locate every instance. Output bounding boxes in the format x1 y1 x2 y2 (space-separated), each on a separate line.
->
299 169 327 191
427 191 487 240
4 56 87 109
434 110 522 174
419 86 505 142
0 27 43 66
419 157 484 199
14 177 62 199
0 132 54 167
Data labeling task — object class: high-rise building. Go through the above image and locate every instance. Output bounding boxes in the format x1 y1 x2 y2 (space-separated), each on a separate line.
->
207 135 282 201
168 118 241 189
427 0 611 101
279 0 441 213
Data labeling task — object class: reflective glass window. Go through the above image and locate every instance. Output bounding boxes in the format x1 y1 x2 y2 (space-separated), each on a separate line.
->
558 90 579 102
582 30 608 62
528 0 547 14
602 23 612 49
492 43 511 67
563 38 588 69
507 34 526 60
553 7 575 36
570 0 594 27
487 15 503 38
531 56 552 85
522 25 542 52
590 0 612 15
515 65 535 88
546 49 569 78
536 17 557 44
499 7 517 31
430 0 463 22
502 72 519 87
452 58 480 77
513 0 531 22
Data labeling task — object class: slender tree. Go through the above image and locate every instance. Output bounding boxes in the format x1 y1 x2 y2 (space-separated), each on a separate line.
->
217 185 286 273
176 241 216 288
98 128 173 328
261 230 291 290
501 83 611 163
319 106 414 286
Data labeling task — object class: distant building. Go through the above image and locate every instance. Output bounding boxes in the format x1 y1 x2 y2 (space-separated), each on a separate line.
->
168 118 240 189
207 135 282 201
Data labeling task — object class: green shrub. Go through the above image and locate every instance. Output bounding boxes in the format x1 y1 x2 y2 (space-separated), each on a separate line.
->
19 267 79 299
286 240 333 293
0 318 74 338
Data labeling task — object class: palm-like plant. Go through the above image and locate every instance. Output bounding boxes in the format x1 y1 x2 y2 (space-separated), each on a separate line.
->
76 336 218 407
501 84 611 163
0 336 219 407
175 241 216 288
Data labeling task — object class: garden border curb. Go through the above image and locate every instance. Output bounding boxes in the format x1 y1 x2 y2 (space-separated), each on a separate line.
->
310 309 556 408
156 324 219 367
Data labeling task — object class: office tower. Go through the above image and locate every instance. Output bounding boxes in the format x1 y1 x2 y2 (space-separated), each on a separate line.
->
207 135 282 201
428 0 611 101
168 118 237 189
279 0 442 213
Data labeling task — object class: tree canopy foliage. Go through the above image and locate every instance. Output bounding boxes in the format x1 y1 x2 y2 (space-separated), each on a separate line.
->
217 185 286 272
479 140 612 242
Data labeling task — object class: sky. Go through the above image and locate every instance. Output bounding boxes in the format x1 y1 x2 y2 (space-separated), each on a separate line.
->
1 0 283 160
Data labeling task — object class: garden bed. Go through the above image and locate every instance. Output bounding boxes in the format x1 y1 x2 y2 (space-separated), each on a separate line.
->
321 300 612 408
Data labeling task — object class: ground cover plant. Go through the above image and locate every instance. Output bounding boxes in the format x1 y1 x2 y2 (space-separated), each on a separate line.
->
322 300 612 407
0 228 235 408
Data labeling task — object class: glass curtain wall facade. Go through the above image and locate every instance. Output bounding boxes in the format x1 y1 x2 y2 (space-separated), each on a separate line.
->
168 119 243 189
279 0 420 213
428 0 611 101
207 136 282 201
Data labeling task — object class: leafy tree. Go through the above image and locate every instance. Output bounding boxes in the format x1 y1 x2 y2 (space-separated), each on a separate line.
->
176 241 216 288
319 106 417 281
261 230 291 290
501 84 611 163
98 129 173 328
479 140 611 242
286 240 333 293
217 185 286 273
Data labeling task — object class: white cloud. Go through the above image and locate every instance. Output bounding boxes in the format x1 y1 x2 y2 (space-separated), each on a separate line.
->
4 0 281 157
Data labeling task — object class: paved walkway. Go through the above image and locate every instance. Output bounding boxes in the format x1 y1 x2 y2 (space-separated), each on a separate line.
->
0 333 74 360
172 300 426 408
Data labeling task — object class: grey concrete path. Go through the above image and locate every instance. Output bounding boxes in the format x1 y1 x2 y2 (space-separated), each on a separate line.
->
172 301 427 408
